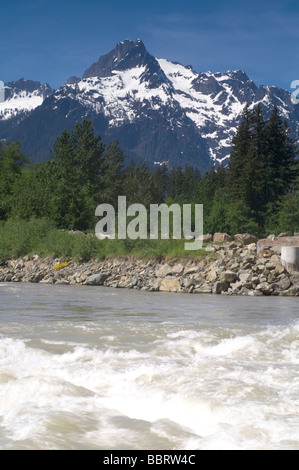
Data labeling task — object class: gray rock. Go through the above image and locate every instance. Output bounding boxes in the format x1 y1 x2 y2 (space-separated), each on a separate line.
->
213 233 232 243
234 233 258 245
220 271 238 283
148 279 161 291
206 268 218 282
155 264 172 277
248 290 263 296
194 284 212 293
192 273 205 284
182 278 195 288
85 273 108 285
200 234 213 243
230 262 240 271
213 281 229 294
255 282 273 295
183 265 199 275
171 263 184 274
239 272 252 283
130 277 138 287
282 283 299 296
160 277 181 292
276 277 291 291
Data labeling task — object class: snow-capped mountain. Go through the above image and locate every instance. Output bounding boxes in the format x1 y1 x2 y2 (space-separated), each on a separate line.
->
0 79 52 123
1 40 298 173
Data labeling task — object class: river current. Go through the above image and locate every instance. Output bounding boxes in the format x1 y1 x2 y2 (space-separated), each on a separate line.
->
0 282 298 450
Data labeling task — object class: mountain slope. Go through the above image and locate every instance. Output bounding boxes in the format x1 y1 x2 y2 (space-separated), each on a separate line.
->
1 39 298 174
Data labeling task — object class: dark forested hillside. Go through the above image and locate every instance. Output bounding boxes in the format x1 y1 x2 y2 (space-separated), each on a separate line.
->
1 105 298 241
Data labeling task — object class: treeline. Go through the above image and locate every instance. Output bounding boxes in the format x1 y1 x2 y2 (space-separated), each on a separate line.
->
0 104 299 239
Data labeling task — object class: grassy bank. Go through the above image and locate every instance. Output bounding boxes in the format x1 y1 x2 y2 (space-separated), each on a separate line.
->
0 218 208 262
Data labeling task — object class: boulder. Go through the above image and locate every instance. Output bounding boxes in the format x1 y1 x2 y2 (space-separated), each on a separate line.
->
234 233 258 245
159 277 181 292
247 243 257 251
194 283 212 294
248 290 263 296
239 272 252 283
282 283 299 296
85 273 108 285
148 279 161 291
213 232 232 243
213 281 230 294
171 263 184 274
183 265 199 275
255 282 273 295
155 264 173 277
192 273 206 284
276 277 291 291
206 268 218 282
230 262 240 271
220 271 238 283
200 234 213 243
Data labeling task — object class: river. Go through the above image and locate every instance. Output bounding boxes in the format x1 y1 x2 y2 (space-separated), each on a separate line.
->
0 283 298 450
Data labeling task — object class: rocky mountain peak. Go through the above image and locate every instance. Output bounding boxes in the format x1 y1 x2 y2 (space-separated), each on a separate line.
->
1 39 299 173
4 79 53 101
82 39 170 89
82 39 146 78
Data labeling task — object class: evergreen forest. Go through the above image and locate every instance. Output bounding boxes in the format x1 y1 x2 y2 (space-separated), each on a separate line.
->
0 103 299 259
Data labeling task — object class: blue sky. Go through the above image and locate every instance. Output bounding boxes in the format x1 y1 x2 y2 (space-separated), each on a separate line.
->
1 0 298 91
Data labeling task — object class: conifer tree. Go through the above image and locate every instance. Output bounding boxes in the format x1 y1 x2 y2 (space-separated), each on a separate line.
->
226 103 298 233
227 103 252 203
123 162 156 207
152 163 168 203
263 105 298 204
100 140 124 206
245 104 267 222
0 141 27 220
167 167 184 200
49 120 105 230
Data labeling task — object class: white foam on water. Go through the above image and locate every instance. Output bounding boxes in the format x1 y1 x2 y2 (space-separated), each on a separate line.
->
0 315 298 450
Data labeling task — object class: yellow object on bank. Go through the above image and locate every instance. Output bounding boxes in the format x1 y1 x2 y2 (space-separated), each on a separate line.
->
54 262 69 271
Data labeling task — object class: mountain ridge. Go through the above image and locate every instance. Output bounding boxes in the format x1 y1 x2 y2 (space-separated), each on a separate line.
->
0 39 298 174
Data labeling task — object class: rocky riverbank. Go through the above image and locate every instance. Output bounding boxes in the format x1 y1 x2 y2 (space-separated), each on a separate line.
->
1 232 299 296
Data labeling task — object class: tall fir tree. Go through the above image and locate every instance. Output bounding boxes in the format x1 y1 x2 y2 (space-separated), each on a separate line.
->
49 120 105 230
263 105 298 205
226 103 298 233
100 140 124 206
0 141 27 220
227 103 252 203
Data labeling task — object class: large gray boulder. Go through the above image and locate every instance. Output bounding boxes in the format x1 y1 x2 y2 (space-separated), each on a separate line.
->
85 273 108 285
234 233 258 245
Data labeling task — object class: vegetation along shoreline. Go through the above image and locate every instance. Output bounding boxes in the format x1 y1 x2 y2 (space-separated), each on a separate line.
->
2 231 299 297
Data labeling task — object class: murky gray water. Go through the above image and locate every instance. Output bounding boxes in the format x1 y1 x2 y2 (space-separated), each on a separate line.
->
0 283 298 450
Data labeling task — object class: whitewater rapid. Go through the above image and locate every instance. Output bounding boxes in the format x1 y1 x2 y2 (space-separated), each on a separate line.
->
0 283 298 450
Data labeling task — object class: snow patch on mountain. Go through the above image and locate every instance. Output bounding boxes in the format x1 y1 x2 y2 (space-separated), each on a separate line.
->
0 90 44 120
62 65 174 127
0 80 53 121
